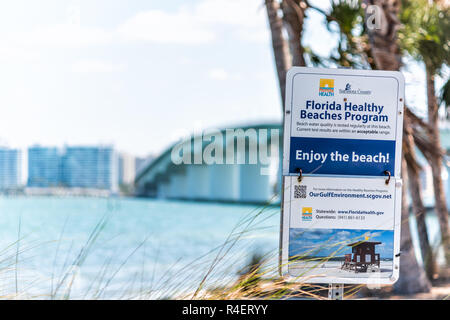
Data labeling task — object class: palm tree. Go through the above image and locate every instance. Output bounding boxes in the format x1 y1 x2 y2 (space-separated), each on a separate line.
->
362 0 402 71
404 115 438 279
362 0 432 291
265 0 435 293
440 78 450 119
399 0 450 264
394 157 432 293
265 0 292 111
282 0 307 67
305 0 373 68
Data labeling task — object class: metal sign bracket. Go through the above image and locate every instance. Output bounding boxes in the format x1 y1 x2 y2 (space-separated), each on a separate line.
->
328 284 344 300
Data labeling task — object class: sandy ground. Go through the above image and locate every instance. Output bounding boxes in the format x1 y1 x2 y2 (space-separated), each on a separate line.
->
379 286 450 299
356 284 450 300
288 261 393 279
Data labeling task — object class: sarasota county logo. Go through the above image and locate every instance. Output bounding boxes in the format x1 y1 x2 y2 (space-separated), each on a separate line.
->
339 82 372 95
319 79 334 96
302 207 313 221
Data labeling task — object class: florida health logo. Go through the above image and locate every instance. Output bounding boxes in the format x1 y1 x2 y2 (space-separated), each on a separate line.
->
319 79 334 96
302 207 313 221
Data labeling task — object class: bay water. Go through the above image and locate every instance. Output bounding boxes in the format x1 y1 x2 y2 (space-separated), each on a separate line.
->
0 196 279 299
0 196 443 299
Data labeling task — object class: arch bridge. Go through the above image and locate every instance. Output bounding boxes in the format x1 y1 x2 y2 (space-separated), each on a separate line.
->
135 123 282 204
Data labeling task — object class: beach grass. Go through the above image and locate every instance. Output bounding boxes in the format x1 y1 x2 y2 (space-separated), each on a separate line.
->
1 197 441 300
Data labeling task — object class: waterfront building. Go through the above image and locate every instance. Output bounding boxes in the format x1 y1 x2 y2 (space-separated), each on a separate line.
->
0 147 22 190
118 153 136 186
61 146 118 192
28 146 61 187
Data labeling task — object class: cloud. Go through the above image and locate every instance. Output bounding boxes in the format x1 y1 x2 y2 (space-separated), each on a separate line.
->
0 24 113 49
0 46 39 63
364 231 382 239
117 0 269 45
289 228 335 241
336 230 351 240
196 0 270 43
206 67 243 81
71 60 126 73
117 10 215 44
0 0 269 56
0 24 113 64
194 0 266 28
207 68 229 80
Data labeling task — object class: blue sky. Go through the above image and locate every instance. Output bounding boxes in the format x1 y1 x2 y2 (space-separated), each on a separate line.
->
0 0 443 160
289 228 394 259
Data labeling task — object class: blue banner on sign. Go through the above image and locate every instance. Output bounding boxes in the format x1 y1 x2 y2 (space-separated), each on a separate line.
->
289 137 395 176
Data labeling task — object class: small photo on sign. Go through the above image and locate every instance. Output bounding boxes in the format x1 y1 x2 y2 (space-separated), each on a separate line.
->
288 228 394 279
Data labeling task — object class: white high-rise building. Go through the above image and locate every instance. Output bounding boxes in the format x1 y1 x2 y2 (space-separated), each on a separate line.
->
118 153 136 186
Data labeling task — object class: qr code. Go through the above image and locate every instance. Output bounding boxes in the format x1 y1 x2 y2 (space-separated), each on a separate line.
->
294 185 307 199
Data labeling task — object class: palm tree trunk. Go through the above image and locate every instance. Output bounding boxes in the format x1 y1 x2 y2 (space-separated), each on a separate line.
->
363 0 432 293
281 0 306 67
425 65 450 263
404 123 437 279
362 0 402 71
265 0 292 111
394 157 432 293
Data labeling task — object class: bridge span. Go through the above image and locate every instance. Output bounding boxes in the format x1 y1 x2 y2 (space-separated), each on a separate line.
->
135 123 282 204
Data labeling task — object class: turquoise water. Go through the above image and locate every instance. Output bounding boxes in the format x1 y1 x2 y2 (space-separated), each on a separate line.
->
0 196 444 299
0 197 279 299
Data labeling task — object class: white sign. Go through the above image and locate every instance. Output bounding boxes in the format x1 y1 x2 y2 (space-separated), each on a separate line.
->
280 176 401 284
280 67 405 285
283 67 404 178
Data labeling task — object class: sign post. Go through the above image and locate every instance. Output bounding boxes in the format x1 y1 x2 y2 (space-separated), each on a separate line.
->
280 67 405 296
